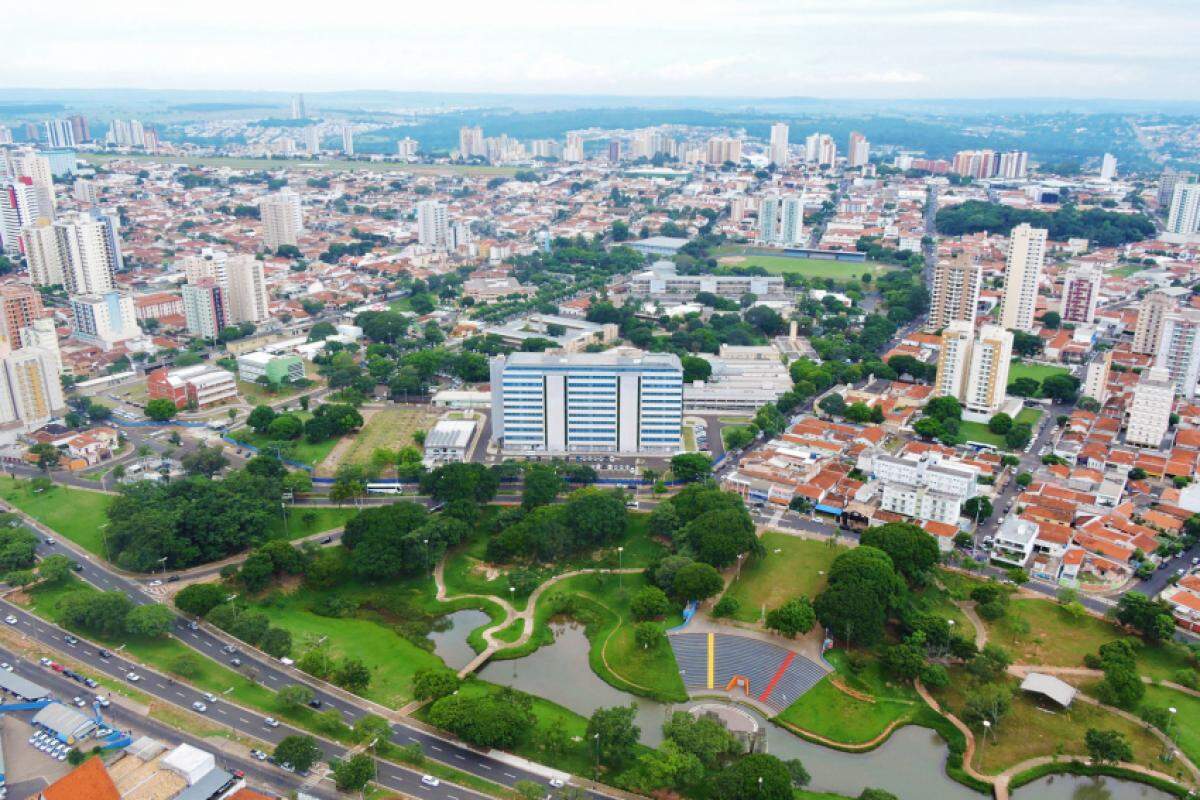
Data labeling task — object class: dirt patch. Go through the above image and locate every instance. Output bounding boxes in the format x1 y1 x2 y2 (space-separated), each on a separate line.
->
830 676 877 703
717 256 746 265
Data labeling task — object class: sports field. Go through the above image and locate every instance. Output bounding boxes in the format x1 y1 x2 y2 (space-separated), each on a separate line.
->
713 246 893 281
1007 361 1070 384
79 153 516 176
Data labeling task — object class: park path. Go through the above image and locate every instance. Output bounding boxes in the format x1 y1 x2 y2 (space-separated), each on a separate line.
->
954 600 989 650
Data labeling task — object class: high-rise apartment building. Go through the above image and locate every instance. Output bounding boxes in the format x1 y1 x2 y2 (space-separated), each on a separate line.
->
1060 264 1101 324
105 119 146 148
260 189 303 251
1166 183 1200 238
68 114 89 144
182 280 227 339
1155 310 1200 398
804 133 836 166
563 133 585 163
705 137 742 165
304 127 320 155
340 126 354 156
458 126 484 159
291 94 306 120
871 450 978 526
54 211 122 295
1082 350 1112 404
926 253 981 332
43 119 76 149
417 200 449 250
768 123 789 166
0 338 65 441
0 285 43 345
1100 153 1117 181
996 151 1028 179
1126 367 1174 448
607 140 622 162
1159 170 1191 207
998 223 1048 332
1 177 52 254
756 194 804 247
20 218 63 285
847 132 870 168
70 291 141 349
963 325 1014 414
223 255 270 324
1133 290 1177 355
490 351 683 455
396 137 419 160
934 321 975 400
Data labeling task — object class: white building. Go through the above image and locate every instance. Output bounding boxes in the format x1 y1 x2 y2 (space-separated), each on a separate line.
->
1082 350 1112 404
223 254 270 324
341 126 354 156
927 254 981 331
304 127 320 154
757 194 804 246
1 178 52 255
54 210 123 295
490 351 683 455
70 291 142 350
1133 290 1177 356
866 449 979 526
683 345 793 412
0 338 65 443
1126 367 1174 448
1060 264 1101 324
998 223 1048 332
934 322 1013 415
417 200 449 250
992 516 1039 567
397 137 419 160
1155 309 1200 397
43 119 76 149
847 132 870 168
181 280 225 339
1166 183 1200 240
629 260 784 300
768 123 789 166
423 419 477 467
260 189 303 251
1100 153 1117 181
20 218 63 285
804 132 836 165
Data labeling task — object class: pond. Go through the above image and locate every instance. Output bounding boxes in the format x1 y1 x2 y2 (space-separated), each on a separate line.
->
428 609 492 672
478 622 1177 800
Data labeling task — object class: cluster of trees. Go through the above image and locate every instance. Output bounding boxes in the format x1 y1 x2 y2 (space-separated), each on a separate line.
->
486 488 627 562
646 483 763 570
342 501 469 579
935 200 1155 246
1008 372 1081 404
176 581 295 658
818 393 885 424
105 467 288 571
245 402 363 446
59 590 174 638
912 396 965 447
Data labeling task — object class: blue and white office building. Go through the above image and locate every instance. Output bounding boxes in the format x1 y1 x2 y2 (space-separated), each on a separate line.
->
490 351 683 455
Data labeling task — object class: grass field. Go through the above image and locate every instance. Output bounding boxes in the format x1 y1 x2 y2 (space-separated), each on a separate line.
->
0 477 112 556
80 152 517 176
230 415 342 467
712 246 895 281
958 408 1043 449
335 407 443 468
1142 684 1200 768
719 534 847 623
1007 362 1070 386
270 506 358 540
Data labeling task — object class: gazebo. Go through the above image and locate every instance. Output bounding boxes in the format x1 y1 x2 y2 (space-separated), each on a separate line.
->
1019 672 1077 708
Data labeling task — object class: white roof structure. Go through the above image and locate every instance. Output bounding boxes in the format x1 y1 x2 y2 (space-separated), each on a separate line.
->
425 419 476 450
1020 672 1077 708
163 743 216 785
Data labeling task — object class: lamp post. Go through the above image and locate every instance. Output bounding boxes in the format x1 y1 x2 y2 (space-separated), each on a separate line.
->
982 719 991 744
617 546 624 590
593 733 600 779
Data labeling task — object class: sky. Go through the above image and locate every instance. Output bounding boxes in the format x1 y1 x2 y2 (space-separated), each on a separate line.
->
4 0 1198 99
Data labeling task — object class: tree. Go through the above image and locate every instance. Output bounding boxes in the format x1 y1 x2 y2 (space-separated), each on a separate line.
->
670 453 712 483
428 688 534 749
681 355 712 383
334 658 372 693
37 554 73 584
1096 640 1145 709
680 507 758 568
145 398 178 422
1040 311 1062 329
635 740 704 792
261 627 293 658
1113 592 1176 642
175 583 226 617
662 710 741 768
332 753 374 791
29 443 60 471
765 597 816 638
962 684 1013 729
962 496 993 522
968 644 1012 683
59 590 133 636
1085 729 1133 765
277 684 316 710
247 405 277 433
1041 374 1080 404
124 604 174 637
1008 377 1041 397
670 562 724 602
1012 331 1044 357
712 753 794 800
1005 423 1033 450
181 445 229 478
1015 471 1033 487
412 668 460 701
815 547 902 646
819 393 847 417
273 734 321 772
987 413 1012 434
630 586 670 621
522 465 564 509
587 704 640 766
352 714 392 746
634 621 665 650
859 523 939 582
858 790 900 800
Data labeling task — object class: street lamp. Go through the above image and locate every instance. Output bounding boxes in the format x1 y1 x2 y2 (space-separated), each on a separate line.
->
593 733 600 779
982 719 991 744
617 546 624 590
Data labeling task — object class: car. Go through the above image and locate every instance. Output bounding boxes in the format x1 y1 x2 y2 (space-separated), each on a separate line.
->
71 561 82 572
126 672 140 682
43 537 54 545
549 779 565 789
72 697 85 707
221 645 237 654
166 575 180 583
38 658 51 667
320 536 333 545
201 692 216 703
95 696 110 708
57 752 67 761
280 763 295 774
229 658 242 667
64 635 78 645
306 698 322 709
232 770 244 779
188 621 199 631
4 616 16 625
97 649 111 659
420 776 441 787
264 717 279 728
148 579 162 587
192 701 207 712
250 749 268 761
83 678 97 688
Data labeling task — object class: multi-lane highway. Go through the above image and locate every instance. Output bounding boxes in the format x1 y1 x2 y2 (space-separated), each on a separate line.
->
9 529 587 800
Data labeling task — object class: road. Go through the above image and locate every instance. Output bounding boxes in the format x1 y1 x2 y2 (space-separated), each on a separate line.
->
12 530 599 800
0 641 337 799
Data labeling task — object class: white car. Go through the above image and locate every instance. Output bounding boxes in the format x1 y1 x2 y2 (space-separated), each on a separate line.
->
549 779 565 789
125 672 140 682
4 616 16 625
0 663 11 672
201 692 216 703
192 701 207 713
149 580 163 587
264 717 279 728
95 696 110 708
420 776 441 788
72 697 86 707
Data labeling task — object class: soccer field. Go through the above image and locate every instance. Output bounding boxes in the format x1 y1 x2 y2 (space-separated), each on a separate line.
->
714 247 894 281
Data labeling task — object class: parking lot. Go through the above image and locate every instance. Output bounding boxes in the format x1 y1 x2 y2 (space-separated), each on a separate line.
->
3 717 72 795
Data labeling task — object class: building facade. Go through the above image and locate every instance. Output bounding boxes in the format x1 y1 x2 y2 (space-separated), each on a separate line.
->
998 223 1048 332
870 450 978 526
1126 367 1174 448
1060 264 1101 324
260 190 303 251
1155 310 1200 398
927 254 981 332
69 291 141 350
1133 290 1177 355
490 351 683 455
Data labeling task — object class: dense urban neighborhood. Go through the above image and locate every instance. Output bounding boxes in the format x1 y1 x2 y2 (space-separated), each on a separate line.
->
0 82 1199 800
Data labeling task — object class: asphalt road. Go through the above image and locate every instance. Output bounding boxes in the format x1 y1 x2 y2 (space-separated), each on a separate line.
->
11 533 593 800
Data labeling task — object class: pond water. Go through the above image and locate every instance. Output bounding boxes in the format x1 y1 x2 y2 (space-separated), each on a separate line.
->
476 622 1176 800
1011 774 1175 800
428 609 492 671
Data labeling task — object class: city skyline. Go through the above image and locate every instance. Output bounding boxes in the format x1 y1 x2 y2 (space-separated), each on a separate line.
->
2 0 1198 99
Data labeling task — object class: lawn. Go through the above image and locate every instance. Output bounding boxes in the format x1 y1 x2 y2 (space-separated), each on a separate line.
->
1007 362 1070 386
230 416 342 467
719 534 847 624
712 246 894 281
0 477 112 557
985 598 1193 682
335 407 443 468
268 506 359 541
958 408 1043 450
79 152 517 176
1142 684 1200 769
932 671 1164 776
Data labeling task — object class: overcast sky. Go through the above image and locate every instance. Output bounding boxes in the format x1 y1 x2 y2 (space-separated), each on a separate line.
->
4 0 1196 99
